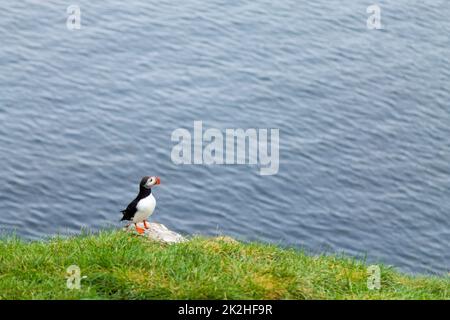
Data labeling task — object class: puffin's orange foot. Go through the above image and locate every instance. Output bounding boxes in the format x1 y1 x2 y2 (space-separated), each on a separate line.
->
135 227 145 234
143 220 149 229
134 224 145 234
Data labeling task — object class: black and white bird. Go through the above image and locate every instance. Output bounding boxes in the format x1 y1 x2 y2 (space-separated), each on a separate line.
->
121 176 161 234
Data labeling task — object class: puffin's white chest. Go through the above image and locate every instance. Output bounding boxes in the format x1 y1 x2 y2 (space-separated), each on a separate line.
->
133 194 156 223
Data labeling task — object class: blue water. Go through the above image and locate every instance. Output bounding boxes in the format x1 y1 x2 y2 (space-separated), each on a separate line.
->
0 1 449 275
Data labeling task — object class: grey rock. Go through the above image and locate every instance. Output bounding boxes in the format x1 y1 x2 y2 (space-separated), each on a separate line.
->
125 222 186 244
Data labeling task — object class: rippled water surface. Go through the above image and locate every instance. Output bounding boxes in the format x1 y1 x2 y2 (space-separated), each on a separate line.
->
0 1 449 274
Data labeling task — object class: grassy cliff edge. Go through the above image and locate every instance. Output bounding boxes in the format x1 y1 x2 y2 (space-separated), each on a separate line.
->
0 231 448 299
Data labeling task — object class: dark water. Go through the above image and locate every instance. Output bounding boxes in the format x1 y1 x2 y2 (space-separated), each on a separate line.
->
0 1 449 275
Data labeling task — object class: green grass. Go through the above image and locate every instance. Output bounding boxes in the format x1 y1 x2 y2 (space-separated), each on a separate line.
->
0 230 448 299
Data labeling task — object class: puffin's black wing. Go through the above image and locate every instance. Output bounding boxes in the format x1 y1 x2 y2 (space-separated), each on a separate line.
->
120 198 139 221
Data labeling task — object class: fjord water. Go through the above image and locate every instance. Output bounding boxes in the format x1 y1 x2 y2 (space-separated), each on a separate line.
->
0 1 449 275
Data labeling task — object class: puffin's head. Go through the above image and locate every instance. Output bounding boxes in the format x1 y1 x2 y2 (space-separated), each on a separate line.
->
140 176 161 189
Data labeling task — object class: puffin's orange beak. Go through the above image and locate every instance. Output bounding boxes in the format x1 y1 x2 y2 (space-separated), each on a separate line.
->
155 177 161 185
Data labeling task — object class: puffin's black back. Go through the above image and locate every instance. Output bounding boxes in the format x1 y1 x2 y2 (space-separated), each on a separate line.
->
120 180 152 221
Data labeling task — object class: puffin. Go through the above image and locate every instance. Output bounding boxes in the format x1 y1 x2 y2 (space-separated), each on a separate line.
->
121 176 161 234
